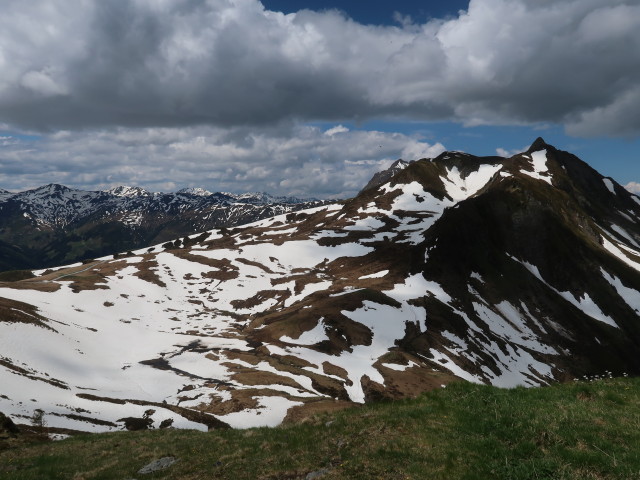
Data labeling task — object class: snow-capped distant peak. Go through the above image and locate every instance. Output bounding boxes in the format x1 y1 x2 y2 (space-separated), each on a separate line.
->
108 186 151 197
32 183 71 194
177 187 213 196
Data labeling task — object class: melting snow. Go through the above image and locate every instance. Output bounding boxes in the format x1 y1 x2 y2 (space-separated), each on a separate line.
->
359 270 389 280
442 164 502 201
609 224 639 248
601 237 640 273
520 150 553 185
601 269 640 315
603 178 616 194
509 255 618 328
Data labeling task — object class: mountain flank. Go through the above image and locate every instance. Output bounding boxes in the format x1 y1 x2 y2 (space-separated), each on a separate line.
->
0 138 639 433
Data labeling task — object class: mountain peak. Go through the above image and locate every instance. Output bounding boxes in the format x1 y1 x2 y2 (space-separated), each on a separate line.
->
177 187 213 197
360 159 410 193
527 137 551 153
35 183 71 193
108 185 151 197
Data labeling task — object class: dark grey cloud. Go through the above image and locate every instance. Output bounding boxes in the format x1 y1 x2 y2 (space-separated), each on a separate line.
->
0 0 638 136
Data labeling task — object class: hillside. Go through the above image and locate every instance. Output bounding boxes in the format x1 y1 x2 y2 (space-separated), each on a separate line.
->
0 138 639 433
1 378 639 480
0 185 324 271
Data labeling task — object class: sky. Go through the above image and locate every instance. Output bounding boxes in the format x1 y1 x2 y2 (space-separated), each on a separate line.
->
0 0 639 198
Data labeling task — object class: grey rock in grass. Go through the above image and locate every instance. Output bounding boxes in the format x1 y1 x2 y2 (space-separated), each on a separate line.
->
306 468 331 480
138 457 178 475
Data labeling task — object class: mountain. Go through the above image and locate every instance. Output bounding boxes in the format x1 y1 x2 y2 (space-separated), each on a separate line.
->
360 158 410 193
0 185 325 271
1 138 639 434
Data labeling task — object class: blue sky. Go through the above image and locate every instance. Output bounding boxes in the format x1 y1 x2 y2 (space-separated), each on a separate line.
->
261 0 471 24
0 0 638 197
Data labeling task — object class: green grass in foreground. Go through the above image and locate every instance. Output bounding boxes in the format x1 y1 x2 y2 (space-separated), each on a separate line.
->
1 378 640 479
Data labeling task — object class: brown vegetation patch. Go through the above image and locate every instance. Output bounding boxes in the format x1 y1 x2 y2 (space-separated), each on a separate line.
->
195 386 321 418
0 297 53 330
0 356 68 389
223 350 349 400
198 387 261 415
322 362 352 385
0 278 61 292
370 355 459 401
200 234 240 251
271 273 328 295
250 293 383 354
231 289 291 311
133 260 167 287
235 258 275 274
53 260 130 292
76 393 230 430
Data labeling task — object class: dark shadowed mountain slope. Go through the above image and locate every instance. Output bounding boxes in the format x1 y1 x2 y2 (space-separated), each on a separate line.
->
0 138 639 432
0 186 325 271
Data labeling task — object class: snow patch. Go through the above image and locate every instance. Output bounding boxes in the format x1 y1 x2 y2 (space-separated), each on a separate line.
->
602 178 616 194
520 150 552 185
359 270 389 280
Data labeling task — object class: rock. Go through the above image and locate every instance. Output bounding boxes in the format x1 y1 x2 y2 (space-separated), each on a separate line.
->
159 418 174 429
0 412 19 436
138 457 178 475
118 416 153 431
305 468 331 480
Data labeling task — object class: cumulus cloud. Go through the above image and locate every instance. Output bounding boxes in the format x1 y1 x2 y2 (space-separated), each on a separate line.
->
0 0 637 136
0 0 638 199
0 125 444 198
624 182 640 194
496 146 527 157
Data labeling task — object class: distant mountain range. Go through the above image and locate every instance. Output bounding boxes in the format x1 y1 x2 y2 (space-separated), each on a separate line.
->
0 185 325 271
1 138 639 433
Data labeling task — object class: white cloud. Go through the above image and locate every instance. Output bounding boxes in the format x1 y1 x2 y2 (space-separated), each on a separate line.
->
324 125 349 136
0 125 445 198
0 0 636 136
496 146 527 157
0 0 637 198
20 69 68 96
624 182 640 194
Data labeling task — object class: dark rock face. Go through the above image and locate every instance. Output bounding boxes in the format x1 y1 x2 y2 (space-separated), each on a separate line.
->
0 413 19 437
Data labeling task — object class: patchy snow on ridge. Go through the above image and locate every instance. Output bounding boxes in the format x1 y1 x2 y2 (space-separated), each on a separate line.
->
521 150 553 185
509 255 618 328
442 164 502 201
601 269 640 315
603 178 616 194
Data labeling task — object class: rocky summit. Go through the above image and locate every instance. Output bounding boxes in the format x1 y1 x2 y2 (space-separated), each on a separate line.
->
0 138 639 433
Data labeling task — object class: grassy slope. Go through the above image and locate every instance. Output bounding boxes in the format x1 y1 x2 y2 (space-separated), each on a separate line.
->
1 378 639 480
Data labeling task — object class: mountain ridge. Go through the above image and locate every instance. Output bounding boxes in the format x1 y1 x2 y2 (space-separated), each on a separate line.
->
1 138 639 433
0 184 326 271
